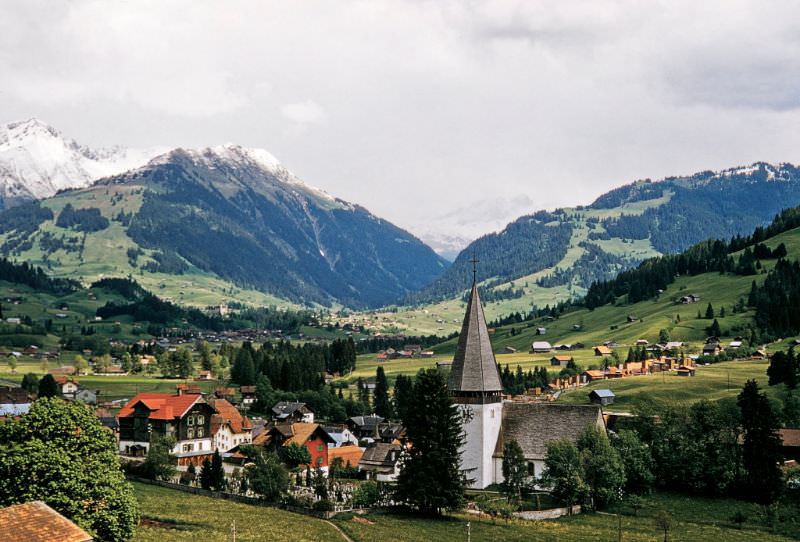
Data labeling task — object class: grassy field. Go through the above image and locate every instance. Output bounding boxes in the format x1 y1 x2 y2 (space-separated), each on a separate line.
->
132 482 340 542
131 481 799 542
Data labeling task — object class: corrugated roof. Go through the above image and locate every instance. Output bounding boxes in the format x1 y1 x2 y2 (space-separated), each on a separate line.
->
0 501 92 542
590 389 615 398
448 282 503 393
494 403 604 461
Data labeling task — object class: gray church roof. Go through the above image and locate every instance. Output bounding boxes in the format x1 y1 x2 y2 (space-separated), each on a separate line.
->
493 403 604 460
448 282 503 393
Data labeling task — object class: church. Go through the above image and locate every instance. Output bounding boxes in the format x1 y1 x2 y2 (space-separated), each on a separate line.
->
449 273 605 489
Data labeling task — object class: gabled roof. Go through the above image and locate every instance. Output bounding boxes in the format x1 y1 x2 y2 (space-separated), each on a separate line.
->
260 422 334 447
329 446 364 467
0 501 92 542
359 442 401 471
117 393 203 421
494 403 604 461
211 399 252 434
589 389 615 398
448 282 503 393
271 401 312 418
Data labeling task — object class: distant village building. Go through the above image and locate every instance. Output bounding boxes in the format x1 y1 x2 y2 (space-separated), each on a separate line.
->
359 443 403 481
530 341 553 353
550 355 573 367
588 389 615 406
593 345 613 357
255 422 335 471
271 401 314 423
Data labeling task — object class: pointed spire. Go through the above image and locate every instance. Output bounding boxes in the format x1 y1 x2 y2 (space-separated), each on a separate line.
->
448 265 503 394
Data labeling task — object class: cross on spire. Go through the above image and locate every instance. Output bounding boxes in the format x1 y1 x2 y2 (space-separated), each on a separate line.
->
470 253 479 284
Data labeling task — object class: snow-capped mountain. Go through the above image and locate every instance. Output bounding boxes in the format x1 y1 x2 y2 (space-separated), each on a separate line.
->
0 118 159 207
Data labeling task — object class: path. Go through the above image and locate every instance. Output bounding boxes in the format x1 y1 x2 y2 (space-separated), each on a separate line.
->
323 519 354 542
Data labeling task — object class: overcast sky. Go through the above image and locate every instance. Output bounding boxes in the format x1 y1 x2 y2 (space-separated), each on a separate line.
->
2 1 800 253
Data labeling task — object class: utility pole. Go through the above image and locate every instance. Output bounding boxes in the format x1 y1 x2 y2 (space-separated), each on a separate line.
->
467 521 471 542
232 519 236 542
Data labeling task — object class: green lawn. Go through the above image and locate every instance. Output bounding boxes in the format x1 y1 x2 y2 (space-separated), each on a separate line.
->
132 482 340 542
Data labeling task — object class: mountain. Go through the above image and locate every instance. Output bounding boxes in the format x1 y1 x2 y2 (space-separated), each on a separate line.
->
0 118 159 208
412 162 800 306
0 142 448 308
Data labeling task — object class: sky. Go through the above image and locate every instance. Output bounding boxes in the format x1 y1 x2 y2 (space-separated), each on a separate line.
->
2 1 800 256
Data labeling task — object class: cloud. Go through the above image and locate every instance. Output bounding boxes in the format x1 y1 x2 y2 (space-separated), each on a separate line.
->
281 101 327 124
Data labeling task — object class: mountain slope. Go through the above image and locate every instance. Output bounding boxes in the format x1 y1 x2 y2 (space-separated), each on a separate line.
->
0 119 158 207
413 162 800 306
0 144 447 308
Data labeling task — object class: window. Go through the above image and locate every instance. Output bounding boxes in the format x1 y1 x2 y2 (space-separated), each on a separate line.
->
182 443 194 452
527 462 535 476
317 444 324 452
187 416 194 426
197 415 205 425
196 428 204 438
187 428 194 439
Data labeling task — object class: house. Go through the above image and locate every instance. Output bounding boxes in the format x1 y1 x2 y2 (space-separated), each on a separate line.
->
492 403 605 482
117 390 216 465
626 315 638 323
210 398 252 452
328 445 364 470
589 389 615 406
322 425 360 447
48 366 76 376
271 401 314 423
256 422 335 470
594 345 613 357
0 501 93 542
359 442 403 481
346 414 384 440
550 355 573 367
404 344 422 353
665 341 686 350
239 386 257 407
583 370 606 382
679 294 701 304
779 428 800 461
536 327 547 335
702 344 721 356
530 341 553 353
676 365 696 377
635 339 649 346
378 422 406 444
196 370 213 381
503 346 518 354
55 377 80 399
214 387 236 402
74 388 97 405
0 386 30 416
729 340 743 349
418 350 435 358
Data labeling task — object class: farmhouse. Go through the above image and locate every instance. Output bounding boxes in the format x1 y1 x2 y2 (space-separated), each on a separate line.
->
256 422 335 470
550 355 574 367
702 343 722 356
450 277 608 489
359 442 403 481
117 390 216 464
677 365 696 377
271 401 315 423
594 345 613 356
347 414 385 440
54 377 80 399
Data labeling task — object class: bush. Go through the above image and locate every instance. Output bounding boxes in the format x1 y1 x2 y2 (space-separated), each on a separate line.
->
352 481 382 508
313 499 335 511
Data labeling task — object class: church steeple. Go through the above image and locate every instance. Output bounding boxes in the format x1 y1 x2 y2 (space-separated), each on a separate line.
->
448 257 503 398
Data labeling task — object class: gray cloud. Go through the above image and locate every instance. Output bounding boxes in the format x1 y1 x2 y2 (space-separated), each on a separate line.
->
1 0 799 242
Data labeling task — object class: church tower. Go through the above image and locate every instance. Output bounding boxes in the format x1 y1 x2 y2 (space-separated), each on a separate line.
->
448 258 503 489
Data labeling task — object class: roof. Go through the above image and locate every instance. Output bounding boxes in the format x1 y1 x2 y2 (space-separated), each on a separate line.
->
532 341 553 349
779 428 800 447
117 393 203 421
359 443 401 471
54 376 78 386
589 389 615 398
551 355 573 362
584 370 605 378
328 446 364 467
448 282 503 393
348 415 384 429
211 399 252 434
261 422 334 447
272 401 311 418
495 403 605 461
594 346 613 355
0 501 93 542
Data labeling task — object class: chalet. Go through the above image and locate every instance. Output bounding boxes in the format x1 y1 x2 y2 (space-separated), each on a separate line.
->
271 401 314 423
210 398 253 452
239 386 257 407
676 365 696 377
0 501 93 542
530 341 553 353
583 370 606 382
702 344 721 356
589 389 615 406
54 377 80 399
594 345 613 357
196 370 213 381
347 415 385 440
679 294 701 304
359 442 403 481
550 355 574 367
665 341 685 350
378 422 406 444
117 391 216 465
729 340 743 349
256 422 335 470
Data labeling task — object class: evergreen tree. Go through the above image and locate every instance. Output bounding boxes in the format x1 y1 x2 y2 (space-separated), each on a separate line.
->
705 303 715 319
501 440 527 502
231 348 255 385
393 374 413 422
200 457 213 490
20 372 38 393
373 366 392 419
395 369 465 515
737 380 783 504
707 319 722 337
37 374 58 398
210 449 226 490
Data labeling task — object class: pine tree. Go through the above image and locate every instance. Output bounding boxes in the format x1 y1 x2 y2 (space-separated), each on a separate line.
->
395 368 465 515
393 374 413 422
210 450 225 490
200 457 213 490
737 380 783 504
705 303 715 319
231 348 255 385
373 366 392 419
38 374 58 398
